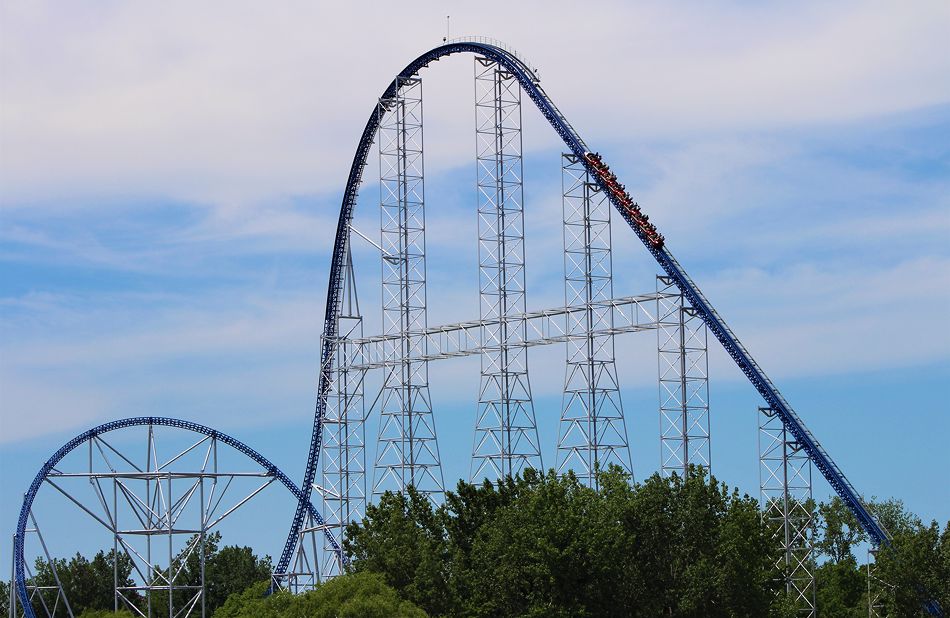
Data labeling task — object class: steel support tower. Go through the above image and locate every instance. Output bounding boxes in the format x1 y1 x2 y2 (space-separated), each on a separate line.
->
471 56 542 482
657 275 710 477
319 244 366 579
759 406 817 617
866 547 891 617
373 77 444 501
556 153 631 487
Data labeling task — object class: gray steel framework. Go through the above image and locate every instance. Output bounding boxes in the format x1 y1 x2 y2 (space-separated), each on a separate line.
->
11 423 330 618
657 275 710 477
279 510 330 595
866 548 891 617
319 245 367 579
281 46 943 618
471 56 541 481
759 406 816 617
556 153 631 487
339 293 672 371
374 76 444 501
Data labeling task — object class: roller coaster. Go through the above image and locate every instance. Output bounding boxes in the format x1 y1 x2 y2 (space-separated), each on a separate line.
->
11 39 943 617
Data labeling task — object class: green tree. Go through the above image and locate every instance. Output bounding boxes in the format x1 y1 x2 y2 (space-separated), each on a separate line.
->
345 466 784 617
814 557 866 618
344 486 454 615
150 531 272 616
871 518 950 616
813 497 948 616
816 497 867 564
29 549 137 617
212 572 426 618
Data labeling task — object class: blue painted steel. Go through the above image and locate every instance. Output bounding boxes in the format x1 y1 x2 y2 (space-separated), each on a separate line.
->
284 41 941 615
14 416 341 618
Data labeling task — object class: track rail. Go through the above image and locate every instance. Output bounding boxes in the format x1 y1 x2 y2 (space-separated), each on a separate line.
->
281 41 941 616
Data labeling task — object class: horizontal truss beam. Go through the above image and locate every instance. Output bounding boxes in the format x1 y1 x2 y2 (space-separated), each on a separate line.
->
336 293 676 370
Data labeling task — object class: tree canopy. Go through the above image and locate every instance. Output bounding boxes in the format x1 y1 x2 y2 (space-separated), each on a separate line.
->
12 469 948 617
211 573 426 618
20 532 271 618
345 467 785 617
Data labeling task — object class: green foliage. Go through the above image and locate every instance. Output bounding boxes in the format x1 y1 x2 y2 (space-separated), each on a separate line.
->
813 497 950 616
871 517 950 615
148 531 273 616
76 610 137 618
345 467 784 617
814 557 866 617
817 497 866 564
28 549 136 617
212 572 426 618
24 533 270 617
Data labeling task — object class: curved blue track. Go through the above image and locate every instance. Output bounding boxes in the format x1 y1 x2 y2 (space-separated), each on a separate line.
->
284 41 941 615
15 416 341 618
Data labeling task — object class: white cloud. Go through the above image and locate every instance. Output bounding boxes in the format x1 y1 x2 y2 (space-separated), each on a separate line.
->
2 1 949 208
1 0 948 447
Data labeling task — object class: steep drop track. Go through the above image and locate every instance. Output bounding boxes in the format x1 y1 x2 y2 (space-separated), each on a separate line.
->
281 41 941 615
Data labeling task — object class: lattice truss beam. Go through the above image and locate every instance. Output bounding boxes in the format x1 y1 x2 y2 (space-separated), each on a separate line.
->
373 76 444 501
657 275 710 477
319 244 366 581
556 153 632 487
759 406 817 617
472 56 541 481
334 293 673 370
13 427 299 618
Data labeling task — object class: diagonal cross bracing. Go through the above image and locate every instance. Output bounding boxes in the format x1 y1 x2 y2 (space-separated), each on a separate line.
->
471 56 542 482
556 154 632 487
657 275 711 477
759 406 816 616
374 76 444 502
335 293 675 371
320 244 366 580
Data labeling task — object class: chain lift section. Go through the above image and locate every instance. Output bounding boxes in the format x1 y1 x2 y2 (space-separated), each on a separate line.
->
556 153 631 487
657 276 710 477
373 76 445 502
759 406 817 617
471 56 542 481
278 40 941 617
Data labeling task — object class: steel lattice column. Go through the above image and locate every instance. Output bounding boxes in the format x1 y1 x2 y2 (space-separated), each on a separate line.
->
373 77 444 501
471 56 542 482
556 153 631 487
866 548 891 617
320 245 366 579
657 276 710 477
759 406 817 617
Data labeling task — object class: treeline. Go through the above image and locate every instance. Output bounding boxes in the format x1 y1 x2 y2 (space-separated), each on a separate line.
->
341 468 947 617
220 468 950 617
6 468 948 617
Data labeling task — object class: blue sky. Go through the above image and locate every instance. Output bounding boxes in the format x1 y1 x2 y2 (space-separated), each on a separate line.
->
2 1 949 571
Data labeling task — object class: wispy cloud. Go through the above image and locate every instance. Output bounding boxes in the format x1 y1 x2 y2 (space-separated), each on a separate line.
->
2 1 948 208
1 0 948 447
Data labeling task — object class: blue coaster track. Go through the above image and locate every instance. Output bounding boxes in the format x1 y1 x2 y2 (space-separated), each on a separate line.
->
284 41 939 615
